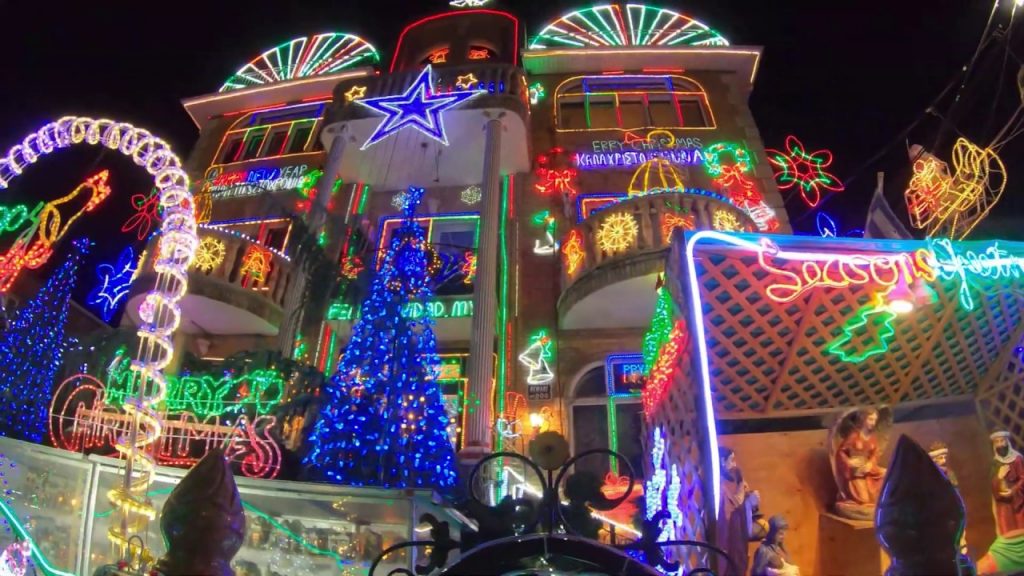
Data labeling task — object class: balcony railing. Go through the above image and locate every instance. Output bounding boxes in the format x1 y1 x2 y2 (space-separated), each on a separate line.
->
560 191 755 294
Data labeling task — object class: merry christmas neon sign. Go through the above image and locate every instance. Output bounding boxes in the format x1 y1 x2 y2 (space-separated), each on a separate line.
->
328 297 473 321
575 131 705 170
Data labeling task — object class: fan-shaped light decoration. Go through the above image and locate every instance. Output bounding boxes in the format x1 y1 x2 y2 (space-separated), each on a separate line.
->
529 4 729 48
220 33 380 92
904 138 1006 240
628 158 685 196
597 212 639 253
192 237 226 272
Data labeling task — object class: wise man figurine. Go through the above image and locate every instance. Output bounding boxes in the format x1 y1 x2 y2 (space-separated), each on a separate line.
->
751 515 801 576
928 441 967 555
829 407 888 520
978 431 1024 575
717 447 767 575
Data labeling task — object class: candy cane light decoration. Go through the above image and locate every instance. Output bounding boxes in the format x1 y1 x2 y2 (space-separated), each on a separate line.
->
0 116 198 559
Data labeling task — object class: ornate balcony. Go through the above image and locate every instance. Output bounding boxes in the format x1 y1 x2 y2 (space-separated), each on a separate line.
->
558 191 755 330
320 63 531 189
126 226 299 336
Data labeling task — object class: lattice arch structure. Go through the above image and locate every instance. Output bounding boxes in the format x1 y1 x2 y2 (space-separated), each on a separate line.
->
220 33 380 92
0 116 198 556
529 4 729 49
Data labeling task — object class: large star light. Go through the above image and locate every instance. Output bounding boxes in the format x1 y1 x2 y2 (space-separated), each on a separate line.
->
357 65 481 150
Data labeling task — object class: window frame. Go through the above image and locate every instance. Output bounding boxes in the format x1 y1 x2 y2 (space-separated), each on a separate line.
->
554 74 715 132
567 363 643 479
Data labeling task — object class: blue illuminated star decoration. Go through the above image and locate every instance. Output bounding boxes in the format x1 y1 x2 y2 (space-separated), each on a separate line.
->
357 65 482 150
88 246 138 322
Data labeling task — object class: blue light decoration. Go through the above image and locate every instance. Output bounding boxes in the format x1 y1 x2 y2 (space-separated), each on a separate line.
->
87 246 138 322
357 65 482 150
605 353 647 396
0 238 87 443
305 187 458 491
816 211 838 238
643 426 685 572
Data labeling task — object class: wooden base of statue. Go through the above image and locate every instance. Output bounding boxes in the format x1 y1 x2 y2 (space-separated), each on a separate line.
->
817 512 888 575
833 501 875 522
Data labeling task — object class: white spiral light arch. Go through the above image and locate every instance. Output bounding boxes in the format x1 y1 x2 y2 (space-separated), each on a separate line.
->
0 116 198 555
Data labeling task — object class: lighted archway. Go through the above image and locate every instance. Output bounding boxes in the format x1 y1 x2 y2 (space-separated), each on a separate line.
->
529 4 729 49
220 32 380 92
0 116 198 555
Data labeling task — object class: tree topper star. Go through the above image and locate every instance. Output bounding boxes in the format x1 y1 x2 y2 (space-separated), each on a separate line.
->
357 65 481 150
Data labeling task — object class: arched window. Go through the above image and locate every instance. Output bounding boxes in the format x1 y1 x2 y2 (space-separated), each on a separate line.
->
555 75 714 132
569 364 644 480
213 102 326 166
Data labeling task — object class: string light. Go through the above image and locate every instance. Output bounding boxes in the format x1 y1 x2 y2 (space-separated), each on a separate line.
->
642 285 674 373
341 255 365 279
661 212 695 241
461 251 477 284
0 239 87 443
0 204 34 235
0 541 30 576
450 0 489 6
0 170 111 292
597 212 638 253
0 117 198 560
220 33 379 92
305 187 458 491
460 185 482 205
357 65 482 149
391 190 409 210
529 82 545 105
704 140 780 232
766 135 844 208
816 212 838 238
427 48 449 64
535 167 578 196
528 4 728 48
344 85 367 102
518 330 555 384
191 236 226 272
121 189 161 241
642 320 687 416
905 138 1006 240
712 209 744 232
628 158 684 197
531 210 559 254
826 291 898 363
88 246 138 322
240 245 272 282
562 229 585 275
198 224 290 261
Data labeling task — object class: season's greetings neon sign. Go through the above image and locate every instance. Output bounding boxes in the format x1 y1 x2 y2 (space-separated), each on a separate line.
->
755 236 1024 311
205 164 311 199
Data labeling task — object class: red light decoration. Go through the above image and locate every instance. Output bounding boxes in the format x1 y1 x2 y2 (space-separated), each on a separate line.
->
121 189 162 241
661 212 695 241
49 374 280 479
766 135 844 208
240 245 272 282
341 255 364 279
427 48 450 65
905 156 950 231
468 48 491 60
461 250 477 284
535 147 578 197
390 9 520 72
641 320 688 417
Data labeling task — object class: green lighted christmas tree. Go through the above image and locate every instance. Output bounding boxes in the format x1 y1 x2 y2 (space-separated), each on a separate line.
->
0 238 88 443
305 188 457 491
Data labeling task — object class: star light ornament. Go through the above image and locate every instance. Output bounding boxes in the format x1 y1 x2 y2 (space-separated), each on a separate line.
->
88 246 138 322
357 65 482 150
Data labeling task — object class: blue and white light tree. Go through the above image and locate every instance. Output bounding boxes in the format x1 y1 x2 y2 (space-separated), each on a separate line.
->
305 188 458 491
0 238 88 442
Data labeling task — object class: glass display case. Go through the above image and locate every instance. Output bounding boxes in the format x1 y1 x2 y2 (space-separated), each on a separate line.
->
0 437 454 575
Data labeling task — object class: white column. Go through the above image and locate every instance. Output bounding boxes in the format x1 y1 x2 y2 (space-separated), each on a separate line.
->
459 113 504 463
310 128 348 234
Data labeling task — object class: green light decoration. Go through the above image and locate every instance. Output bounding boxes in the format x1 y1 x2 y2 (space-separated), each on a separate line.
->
528 82 545 105
642 284 673 373
495 175 511 451
220 33 380 92
528 4 728 49
105 352 284 418
826 299 898 363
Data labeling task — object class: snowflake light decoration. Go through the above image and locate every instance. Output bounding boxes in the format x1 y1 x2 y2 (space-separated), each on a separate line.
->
460 185 482 205
766 135 844 208
597 213 638 253
391 191 409 210
192 237 226 273
712 210 743 232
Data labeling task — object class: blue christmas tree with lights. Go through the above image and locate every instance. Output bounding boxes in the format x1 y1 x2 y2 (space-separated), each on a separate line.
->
0 238 88 443
305 188 458 491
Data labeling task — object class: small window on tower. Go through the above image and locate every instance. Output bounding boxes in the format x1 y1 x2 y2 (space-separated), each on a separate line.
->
240 130 267 161
263 128 289 158
219 135 245 164
286 124 313 155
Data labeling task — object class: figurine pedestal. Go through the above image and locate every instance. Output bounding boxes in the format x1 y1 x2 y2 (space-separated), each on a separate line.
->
817 513 889 575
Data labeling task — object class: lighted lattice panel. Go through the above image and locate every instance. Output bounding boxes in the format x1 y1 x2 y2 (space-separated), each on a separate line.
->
645 344 710 570
978 332 1024 447
687 241 1024 416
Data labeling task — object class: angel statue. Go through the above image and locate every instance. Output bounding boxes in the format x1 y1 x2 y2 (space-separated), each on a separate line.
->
828 406 892 520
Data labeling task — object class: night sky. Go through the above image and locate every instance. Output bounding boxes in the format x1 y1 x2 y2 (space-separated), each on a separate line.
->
0 0 1020 314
